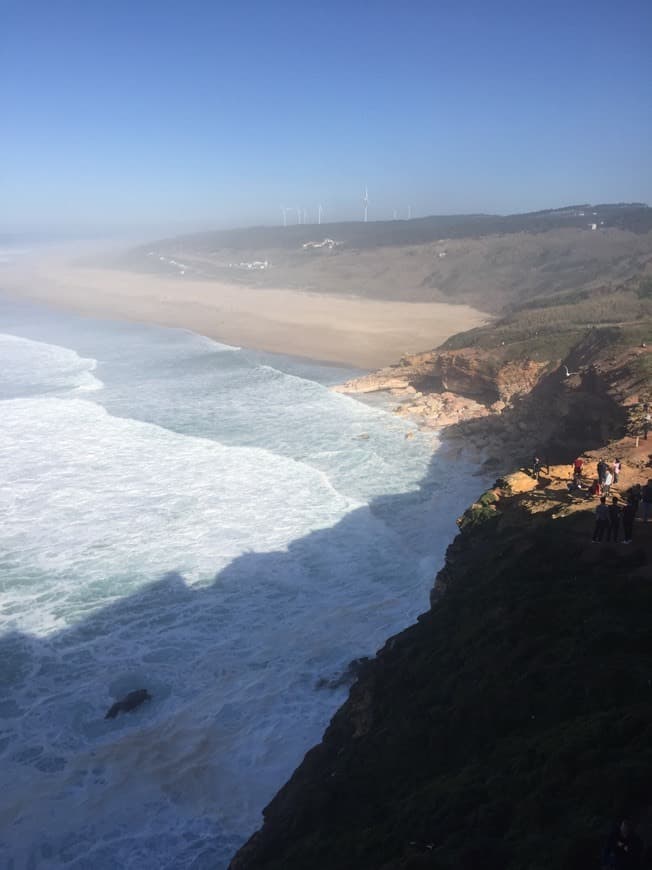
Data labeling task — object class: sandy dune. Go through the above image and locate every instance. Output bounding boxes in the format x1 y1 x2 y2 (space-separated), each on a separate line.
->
1 253 489 369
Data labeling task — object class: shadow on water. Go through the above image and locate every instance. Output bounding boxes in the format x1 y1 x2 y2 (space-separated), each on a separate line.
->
0 446 486 869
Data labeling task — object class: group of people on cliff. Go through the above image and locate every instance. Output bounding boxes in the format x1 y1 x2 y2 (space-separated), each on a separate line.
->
561 455 652 544
568 456 621 497
591 477 652 544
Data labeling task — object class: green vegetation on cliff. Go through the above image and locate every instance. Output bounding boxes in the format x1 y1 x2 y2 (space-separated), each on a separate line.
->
441 278 652 366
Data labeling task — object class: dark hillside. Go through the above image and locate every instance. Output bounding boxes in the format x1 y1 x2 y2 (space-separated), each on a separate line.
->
230 462 652 870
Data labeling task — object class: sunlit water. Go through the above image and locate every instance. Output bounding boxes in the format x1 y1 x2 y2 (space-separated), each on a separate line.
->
0 293 488 869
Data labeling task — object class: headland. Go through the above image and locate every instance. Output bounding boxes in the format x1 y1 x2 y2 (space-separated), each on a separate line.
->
230 268 652 868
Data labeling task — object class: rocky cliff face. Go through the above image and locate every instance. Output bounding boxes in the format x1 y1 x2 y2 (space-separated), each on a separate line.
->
334 346 544 402
231 330 652 870
335 327 650 457
334 346 552 431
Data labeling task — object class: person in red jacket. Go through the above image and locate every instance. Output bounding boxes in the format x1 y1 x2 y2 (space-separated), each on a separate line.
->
588 478 602 498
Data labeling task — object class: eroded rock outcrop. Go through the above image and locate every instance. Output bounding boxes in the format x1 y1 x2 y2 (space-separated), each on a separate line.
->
334 347 549 430
336 325 650 446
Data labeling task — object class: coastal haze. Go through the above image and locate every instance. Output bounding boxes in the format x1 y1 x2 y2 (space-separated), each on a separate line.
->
4 203 652 368
3 0 652 868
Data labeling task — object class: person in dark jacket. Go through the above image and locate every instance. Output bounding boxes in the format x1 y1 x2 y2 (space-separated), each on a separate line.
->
602 818 643 869
606 497 621 542
622 498 636 544
628 484 642 515
593 496 610 542
642 480 652 523
532 455 541 480
597 458 607 485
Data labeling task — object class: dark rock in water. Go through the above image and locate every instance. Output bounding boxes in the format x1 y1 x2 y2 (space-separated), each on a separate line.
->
105 688 152 720
316 657 371 690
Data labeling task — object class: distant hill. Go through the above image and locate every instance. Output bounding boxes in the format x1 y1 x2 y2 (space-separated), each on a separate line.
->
115 203 652 314
140 203 652 252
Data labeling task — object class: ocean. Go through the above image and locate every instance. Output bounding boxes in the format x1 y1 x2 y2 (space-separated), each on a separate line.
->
0 291 487 869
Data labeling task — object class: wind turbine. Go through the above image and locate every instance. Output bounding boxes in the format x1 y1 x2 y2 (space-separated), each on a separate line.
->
296 207 301 224
318 203 323 225
407 205 412 220
363 186 369 223
281 206 289 227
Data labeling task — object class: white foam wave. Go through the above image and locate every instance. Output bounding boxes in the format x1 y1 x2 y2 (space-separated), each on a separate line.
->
0 396 361 635
0 319 492 869
0 333 104 395
0 395 436 867
180 329 241 353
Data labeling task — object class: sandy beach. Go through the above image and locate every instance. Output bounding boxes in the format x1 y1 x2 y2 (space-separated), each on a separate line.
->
1 252 489 369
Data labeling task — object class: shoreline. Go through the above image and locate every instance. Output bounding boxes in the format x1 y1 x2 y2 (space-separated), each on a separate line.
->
0 252 490 370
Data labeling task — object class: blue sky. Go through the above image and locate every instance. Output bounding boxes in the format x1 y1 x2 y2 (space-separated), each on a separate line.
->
2 0 651 233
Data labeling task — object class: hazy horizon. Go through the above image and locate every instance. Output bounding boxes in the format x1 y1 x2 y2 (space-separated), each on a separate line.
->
3 0 651 235
2 200 651 248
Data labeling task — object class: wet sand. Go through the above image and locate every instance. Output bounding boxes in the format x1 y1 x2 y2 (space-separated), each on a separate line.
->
1 252 489 369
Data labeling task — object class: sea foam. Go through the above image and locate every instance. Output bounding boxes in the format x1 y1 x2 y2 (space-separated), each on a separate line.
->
0 311 488 869
0 332 103 396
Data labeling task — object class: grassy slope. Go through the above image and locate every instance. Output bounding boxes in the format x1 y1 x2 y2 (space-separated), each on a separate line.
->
441 278 652 366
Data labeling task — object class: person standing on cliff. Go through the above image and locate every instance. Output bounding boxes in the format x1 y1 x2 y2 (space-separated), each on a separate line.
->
573 457 584 479
613 459 622 485
532 455 542 480
642 480 652 523
603 468 614 497
607 497 621 543
592 496 609 542
597 458 607 486
622 498 636 544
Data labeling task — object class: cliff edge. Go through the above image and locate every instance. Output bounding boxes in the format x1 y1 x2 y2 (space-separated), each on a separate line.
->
230 283 652 870
231 460 652 870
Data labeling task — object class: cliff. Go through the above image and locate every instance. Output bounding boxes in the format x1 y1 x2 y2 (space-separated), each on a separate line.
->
231 456 652 870
230 292 652 869
334 279 652 449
